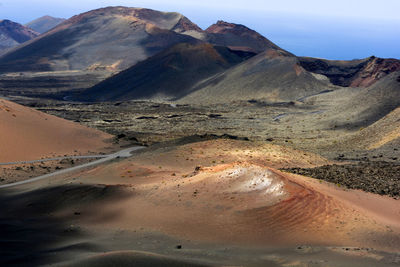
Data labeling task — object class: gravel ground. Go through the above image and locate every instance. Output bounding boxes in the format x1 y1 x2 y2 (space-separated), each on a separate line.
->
282 161 400 198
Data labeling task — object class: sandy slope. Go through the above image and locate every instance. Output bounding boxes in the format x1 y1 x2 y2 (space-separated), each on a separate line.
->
1 139 399 266
77 140 399 250
0 98 112 162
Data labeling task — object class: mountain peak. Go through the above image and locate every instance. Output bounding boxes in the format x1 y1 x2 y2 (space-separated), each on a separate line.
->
206 20 253 34
65 6 187 32
204 20 290 54
172 16 203 33
0 19 19 26
25 15 66 34
0 19 39 43
0 6 199 72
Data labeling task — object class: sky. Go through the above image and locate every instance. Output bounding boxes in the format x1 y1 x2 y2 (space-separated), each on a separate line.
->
0 0 399 60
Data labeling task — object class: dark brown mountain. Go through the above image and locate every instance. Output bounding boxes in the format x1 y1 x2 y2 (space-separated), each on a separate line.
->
178 49 333 104
25 15 66 34
299 56 400 88
0 7 201 72
0 20 39 54
77 43 255 101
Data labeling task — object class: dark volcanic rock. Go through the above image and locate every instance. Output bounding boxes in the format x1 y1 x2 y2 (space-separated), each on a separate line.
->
299 56 400 88
282 161 400 198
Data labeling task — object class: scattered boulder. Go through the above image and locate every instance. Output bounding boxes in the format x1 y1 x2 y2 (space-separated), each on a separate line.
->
208 114 222 118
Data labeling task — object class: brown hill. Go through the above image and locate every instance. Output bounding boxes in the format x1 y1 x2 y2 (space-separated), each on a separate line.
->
204 20 289 54
333 71 400 128
0 20 39 54
293 69 400 130
25 15 66 34
77 43 255 101
0 98 112 162
0 7 201 72
293 69 400 155
179 49 334 104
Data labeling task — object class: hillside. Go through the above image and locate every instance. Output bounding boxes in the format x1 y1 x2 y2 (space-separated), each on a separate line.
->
179 49 334 104
77 43 255 101
25 15 66 34
0 19 39 53
0 98 112 162
325 71 400 129
350 107 400 150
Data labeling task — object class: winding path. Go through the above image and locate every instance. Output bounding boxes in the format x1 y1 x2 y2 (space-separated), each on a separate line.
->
0 146 144 189
0 155 108 166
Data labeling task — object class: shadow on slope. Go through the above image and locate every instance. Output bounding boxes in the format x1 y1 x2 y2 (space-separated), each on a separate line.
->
77 43 255 101
0 184 130 266
179 50 334 104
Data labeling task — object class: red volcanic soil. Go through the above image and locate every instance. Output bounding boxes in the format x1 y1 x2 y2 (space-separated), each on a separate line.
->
73 140 400 251
350 57 400 87
0 98 113 162
4 139 399 266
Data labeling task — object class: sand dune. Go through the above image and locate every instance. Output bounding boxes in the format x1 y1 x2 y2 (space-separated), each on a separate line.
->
74 140 400 250
1 139 399 266
0 98 112 162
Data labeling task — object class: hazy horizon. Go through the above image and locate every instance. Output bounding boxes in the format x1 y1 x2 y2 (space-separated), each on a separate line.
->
1 0 399 60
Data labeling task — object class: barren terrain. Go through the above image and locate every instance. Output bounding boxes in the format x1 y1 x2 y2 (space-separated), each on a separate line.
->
0 98 114 162
1 139 399 266
0 6 399 266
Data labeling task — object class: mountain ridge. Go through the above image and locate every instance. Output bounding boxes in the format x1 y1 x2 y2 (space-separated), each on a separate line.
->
0 7 202 72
